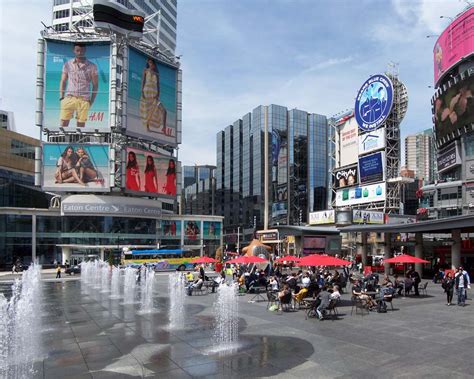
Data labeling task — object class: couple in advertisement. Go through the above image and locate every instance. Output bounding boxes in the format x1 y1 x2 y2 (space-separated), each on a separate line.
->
126 151 176 195
55 146 99 186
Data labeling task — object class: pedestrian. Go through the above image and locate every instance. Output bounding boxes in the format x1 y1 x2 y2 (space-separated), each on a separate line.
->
410 268 421 296
442 272 455 305
56 265 61 279
455 267 468 306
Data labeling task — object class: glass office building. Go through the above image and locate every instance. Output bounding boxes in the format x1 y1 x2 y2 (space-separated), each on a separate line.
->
216 105 329 239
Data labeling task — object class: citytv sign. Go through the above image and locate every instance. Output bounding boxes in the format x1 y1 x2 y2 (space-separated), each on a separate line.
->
355 74 393 132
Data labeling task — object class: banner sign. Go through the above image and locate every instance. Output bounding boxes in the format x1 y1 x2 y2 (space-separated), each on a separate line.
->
359 152 384 184
354 74 393 132
335 183 386 207
309 210 335 225
352 209 385 224
334 164 358 188
359 128 386 155
336 116 359 167
438 142 461 173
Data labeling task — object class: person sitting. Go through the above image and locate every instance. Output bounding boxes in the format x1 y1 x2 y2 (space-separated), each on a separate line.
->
286 273 297 291
316 285 331 320
301 274 311 289
381 275 393 287
352 280 376 309
330 285 341 300
186 275 204 296
404 276 414 295
269 276 279 292
185 271 194 282
278 284 292 310
294 287 309 303
211 275 224 293
394 275 404 296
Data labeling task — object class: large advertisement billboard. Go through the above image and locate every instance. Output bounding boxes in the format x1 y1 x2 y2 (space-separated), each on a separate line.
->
334 164 358 189
44 40 110 132
203 221 221 238
335 116 358 167
335 182 386 207
123 147 176 197
42 143 110 192
127 47 178 145
359 152 385 184
433 7 474 84
359 128 386 155
352 209 384 224
434 74 474 142
161 220 181 237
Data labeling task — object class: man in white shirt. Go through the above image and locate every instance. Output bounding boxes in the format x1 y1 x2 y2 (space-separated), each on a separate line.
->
301 274 311 288
330 285 341 300
455 267 468 306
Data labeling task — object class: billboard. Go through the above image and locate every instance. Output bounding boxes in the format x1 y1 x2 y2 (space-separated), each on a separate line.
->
203 221 221 238
335 116 358 167
303 236 326 254
184 220 200 240
123 147 176 197
334 164 358 189
359 128 386 155
44 40 110 132
308 210 335 225
127 47 178 145
335 182 386 207
352 210 384 224
434 74 474 142
354 74 393 132
42 143 110 192
433 7 474 84
359 152 385 184
161 220 181 237
437 142 461 173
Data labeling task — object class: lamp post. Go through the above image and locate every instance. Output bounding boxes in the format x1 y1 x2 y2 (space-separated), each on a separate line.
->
237 226 240 253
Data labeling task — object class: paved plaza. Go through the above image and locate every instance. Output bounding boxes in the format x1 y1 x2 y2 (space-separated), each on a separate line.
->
2 273 473 379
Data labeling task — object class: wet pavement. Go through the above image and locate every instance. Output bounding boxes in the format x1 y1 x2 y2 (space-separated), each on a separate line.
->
3 275 474 378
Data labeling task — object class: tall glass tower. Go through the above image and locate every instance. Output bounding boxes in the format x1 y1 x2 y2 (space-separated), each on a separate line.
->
216 104 329 236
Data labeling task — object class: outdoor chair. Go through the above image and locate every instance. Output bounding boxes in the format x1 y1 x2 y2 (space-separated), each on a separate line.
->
325 298 339 321
383 295 394 311
351 296 369 316
420 282 428 296
279 292 293 312
193 282 207 295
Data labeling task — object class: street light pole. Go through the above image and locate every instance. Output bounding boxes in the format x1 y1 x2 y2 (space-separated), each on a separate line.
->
237 226 240 253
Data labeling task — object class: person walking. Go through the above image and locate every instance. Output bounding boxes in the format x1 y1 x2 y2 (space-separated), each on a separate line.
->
442 272 455 306
410 269 421 296
56 265 62 279
455 267 469 306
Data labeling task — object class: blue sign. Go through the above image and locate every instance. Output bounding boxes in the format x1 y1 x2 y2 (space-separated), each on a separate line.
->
359 152 384 184
355 74 393 131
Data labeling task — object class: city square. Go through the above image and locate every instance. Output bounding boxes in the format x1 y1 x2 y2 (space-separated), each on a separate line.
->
1 0 474 378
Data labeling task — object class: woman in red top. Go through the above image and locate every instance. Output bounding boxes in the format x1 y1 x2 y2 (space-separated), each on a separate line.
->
163 159 176 195
144 155 158 193
126 151 140 191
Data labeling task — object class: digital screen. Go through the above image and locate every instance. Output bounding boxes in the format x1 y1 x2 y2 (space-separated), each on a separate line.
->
359 152 384 184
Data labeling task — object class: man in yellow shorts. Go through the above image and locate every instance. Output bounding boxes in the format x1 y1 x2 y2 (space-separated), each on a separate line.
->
59 43 98 128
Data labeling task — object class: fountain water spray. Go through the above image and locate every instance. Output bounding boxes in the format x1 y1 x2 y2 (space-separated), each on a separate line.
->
138 268 156 314
101 264 110 293
0 264 43 378
212 283 239 354
168 272 186 329
122 266 137 304
110 266 122 299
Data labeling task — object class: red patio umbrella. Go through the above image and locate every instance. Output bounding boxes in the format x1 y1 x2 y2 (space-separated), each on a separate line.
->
274 255 300 263
383 254 429 264
298 254 351 267
192 256 218 264
227 255 268 264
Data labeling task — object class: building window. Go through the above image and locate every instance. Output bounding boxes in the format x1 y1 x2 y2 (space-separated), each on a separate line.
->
53 9 70 19
10 140 35 160
53 0 70 5
0 113 8 129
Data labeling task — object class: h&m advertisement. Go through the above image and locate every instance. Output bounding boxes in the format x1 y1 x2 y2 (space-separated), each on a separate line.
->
308 210 335 225
352 210 385 225
359 152 385 184
124 147 176 197
334 164 358 189
44 40 110 132
335 183 386 207
127 47 178 145
42 143 110 192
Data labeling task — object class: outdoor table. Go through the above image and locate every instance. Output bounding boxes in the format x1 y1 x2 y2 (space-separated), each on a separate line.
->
249 286 266 302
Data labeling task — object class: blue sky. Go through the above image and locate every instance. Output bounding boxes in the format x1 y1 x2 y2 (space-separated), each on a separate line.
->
0 0 468 166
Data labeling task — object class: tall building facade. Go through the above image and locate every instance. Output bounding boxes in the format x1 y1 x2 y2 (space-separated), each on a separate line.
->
405 129 436 184
216 105 329 239
182 165 216 215
51 0 177 54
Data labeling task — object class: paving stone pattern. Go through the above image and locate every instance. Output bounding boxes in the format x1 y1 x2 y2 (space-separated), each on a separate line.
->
4 276 473 378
